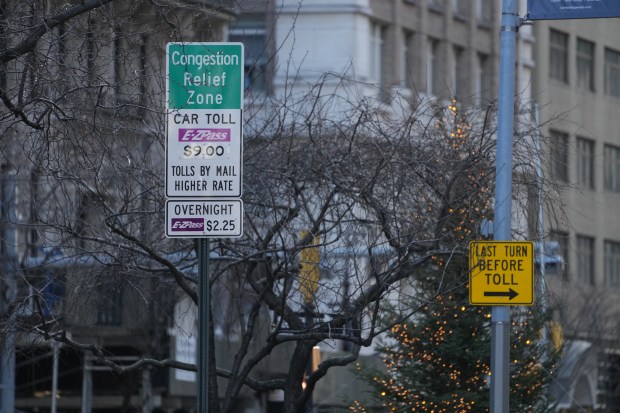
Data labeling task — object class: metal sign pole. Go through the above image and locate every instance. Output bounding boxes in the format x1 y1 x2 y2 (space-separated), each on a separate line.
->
198 238 210 412
491 0 519 411
166 42 244 412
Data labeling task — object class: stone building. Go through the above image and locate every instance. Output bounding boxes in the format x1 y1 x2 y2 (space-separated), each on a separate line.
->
0 1 237 411
6 0 620 412
531 12 620 413
232 1 620 412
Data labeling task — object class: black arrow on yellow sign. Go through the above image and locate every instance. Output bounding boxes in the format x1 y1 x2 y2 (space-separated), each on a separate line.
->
484 289 519 300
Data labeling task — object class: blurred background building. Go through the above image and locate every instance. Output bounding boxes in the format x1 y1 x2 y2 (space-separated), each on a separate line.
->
4 0 620 412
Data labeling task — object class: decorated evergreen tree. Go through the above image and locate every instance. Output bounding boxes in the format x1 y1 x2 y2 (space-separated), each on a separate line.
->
352 259 558 413
351 101 559 413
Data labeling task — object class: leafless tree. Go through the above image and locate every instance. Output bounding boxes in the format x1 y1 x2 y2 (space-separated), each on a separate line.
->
0 2 555 413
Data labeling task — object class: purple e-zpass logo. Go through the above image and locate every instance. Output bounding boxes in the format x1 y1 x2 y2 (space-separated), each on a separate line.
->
171 218 204 232
178 128 231 142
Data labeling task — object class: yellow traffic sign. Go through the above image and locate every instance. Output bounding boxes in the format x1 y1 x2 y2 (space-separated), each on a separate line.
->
469 241 534 306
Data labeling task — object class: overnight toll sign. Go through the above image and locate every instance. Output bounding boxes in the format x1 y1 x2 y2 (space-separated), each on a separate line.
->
166 199 243 238
469 241 534 306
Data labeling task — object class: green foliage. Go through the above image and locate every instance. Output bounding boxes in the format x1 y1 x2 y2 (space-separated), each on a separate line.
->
352 259 559 413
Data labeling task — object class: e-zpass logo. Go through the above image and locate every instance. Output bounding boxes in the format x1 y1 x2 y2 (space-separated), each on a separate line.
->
178 128 230 142
171 218 204 231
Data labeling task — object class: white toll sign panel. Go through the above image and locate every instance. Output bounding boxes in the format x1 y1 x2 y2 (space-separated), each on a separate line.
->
166 199 243 238
166 109 241 198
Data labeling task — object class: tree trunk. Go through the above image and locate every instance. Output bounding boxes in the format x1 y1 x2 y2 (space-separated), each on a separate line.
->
282 341 313 413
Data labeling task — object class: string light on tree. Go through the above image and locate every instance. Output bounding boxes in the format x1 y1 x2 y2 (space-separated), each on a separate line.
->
351 102 559 413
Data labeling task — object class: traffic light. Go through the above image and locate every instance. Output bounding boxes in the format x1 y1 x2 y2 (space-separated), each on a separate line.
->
299 231 320 304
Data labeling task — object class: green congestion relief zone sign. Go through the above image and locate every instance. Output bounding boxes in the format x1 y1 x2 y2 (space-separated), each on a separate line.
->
167 43 243 110
165 42 244 238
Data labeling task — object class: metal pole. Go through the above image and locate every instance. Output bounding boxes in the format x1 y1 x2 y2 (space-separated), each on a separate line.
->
81 354 92 413
533 102 551 357
533 103 548 308
141 367 153 413
198 239 210 412
51 341 59 413
305 306 313 413
0 334 14 413
0 172 16 413
491 0 519 412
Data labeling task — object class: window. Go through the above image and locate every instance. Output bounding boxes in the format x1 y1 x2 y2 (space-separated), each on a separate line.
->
452 0 467 17
604 144 620 192
369 23 384 85
0 168 15 258
402 31 414 88
576 137 594 189
576 235 594 285
604 47 620 98
601 353 620 409
549 130 569 183
75 196 88 247
576 38 595 91
228 17 269 94
476 0 492 23
475 53 489 104
28 169 41 255
428 0 443 11
51 22 70 93
604 240 620 287
452 46 465 98
41 270 66 317
549 29 568 83
426 38 440 95
550 230 569 279
86 18 97 86
57 22 67 68
114 29 145 107
97 284 123 325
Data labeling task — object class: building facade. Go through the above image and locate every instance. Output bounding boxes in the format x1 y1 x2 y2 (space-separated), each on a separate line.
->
531 14 620 413
0 1 237 412
232 1 620 412
235 0 503 107
6 1 620 412
230 1 531 412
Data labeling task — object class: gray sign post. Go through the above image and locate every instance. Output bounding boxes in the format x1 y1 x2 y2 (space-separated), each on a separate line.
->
491 0 519 411
492 2 620 412
166 42 244 412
